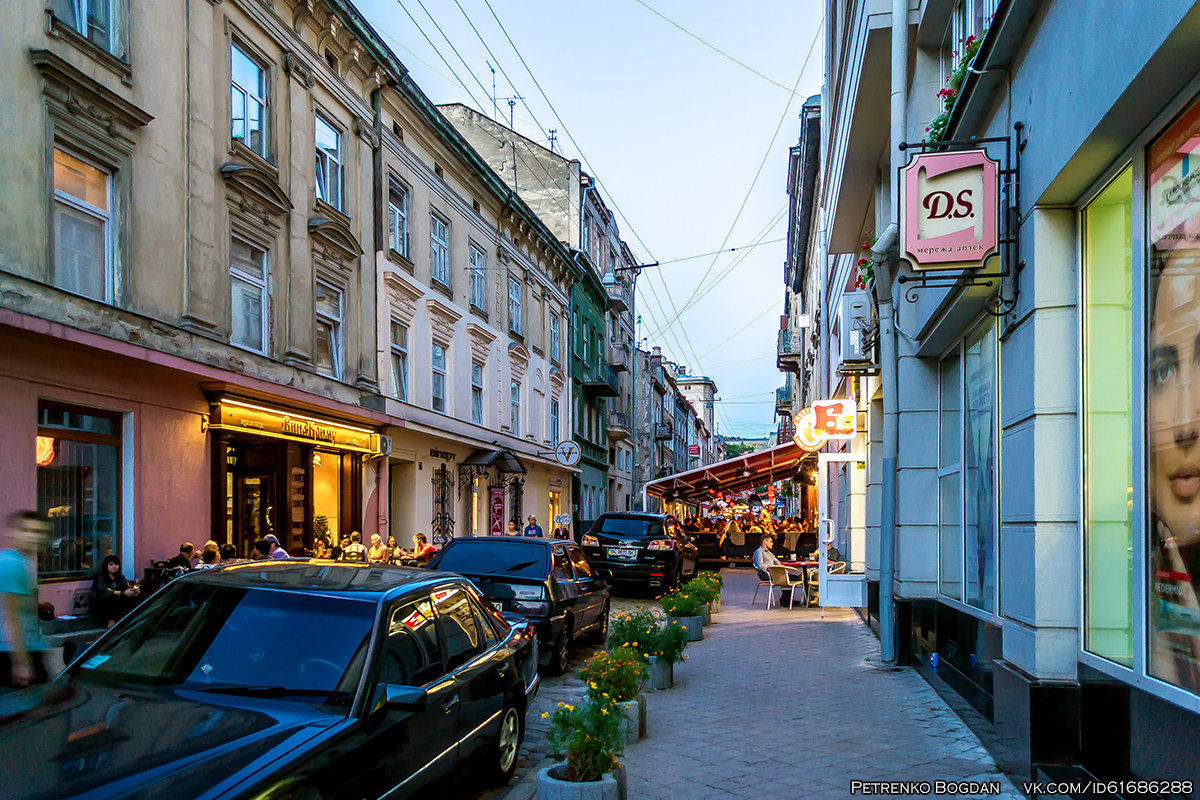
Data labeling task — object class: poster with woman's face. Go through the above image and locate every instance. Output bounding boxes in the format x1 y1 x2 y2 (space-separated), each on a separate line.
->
1148 97 1200 693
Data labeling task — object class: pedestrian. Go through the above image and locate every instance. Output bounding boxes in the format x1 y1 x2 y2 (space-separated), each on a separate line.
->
89 555 140 626
506 520 520 536
264 534 289 559
166 542 195 570
0 511 51 689
523 515 544 538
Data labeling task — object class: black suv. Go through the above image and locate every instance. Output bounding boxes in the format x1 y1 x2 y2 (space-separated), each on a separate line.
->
581 512 699 591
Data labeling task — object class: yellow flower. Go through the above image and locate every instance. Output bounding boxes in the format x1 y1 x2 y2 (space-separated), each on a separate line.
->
601 707 609 715
541 712 550 719
631 642 638 648
589 682 598 689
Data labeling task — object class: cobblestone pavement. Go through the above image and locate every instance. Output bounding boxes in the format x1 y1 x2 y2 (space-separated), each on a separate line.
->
468 569 1023 800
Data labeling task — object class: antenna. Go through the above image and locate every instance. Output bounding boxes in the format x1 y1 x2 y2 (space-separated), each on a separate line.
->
501 94 524 129
548 129 558 153
486 61 497 120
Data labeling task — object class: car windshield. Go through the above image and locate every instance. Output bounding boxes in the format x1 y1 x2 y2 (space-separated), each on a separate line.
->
432 541 548 579
69 580 376 707
596 517 662 538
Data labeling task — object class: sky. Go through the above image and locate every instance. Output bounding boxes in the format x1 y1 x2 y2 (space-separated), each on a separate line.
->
351 0 826 438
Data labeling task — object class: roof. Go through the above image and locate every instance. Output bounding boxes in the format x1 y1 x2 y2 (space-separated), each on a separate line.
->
180 560 444 597
644 440 817 504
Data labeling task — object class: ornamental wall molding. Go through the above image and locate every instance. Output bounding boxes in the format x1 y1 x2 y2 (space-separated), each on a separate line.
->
30 49 152 155
383 268 424 323
508 342 530 382
465 321 497 363
282 50 316 89
426 297 462 345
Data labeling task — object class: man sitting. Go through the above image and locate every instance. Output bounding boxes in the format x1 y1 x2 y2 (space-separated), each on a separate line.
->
752 535 802 579
166 542 195 571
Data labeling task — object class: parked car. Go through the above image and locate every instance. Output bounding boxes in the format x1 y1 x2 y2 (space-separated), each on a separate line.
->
580 512 699 592
427 537 609 676
0 561 539 800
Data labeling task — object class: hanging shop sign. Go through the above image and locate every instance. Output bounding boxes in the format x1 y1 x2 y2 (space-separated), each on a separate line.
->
793 399 857 450
900 148 999 272
489 487 506 535
554 440 581 467
688 444 701 457
208 398 381 454
793 407 827 450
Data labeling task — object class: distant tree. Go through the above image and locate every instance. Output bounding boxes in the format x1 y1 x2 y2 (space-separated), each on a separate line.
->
725 442 759 458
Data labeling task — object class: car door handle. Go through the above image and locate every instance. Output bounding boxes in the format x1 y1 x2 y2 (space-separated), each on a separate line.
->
441 696 459 714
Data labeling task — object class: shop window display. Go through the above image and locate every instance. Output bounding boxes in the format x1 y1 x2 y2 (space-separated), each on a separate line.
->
1148 96 1200 693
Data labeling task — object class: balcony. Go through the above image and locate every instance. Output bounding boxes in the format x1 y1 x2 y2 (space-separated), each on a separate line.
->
775 384 793 415
581 363 619 397
607 341 631 372
653 420 673 441
777 329 805 374
607 410 631 440
604 275 632 313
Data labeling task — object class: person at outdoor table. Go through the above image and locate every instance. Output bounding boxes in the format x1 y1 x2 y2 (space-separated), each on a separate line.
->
219 543 238 563
90 555 140 627
385 536 403 563
264 534 289 559
192 546 220 570
752 535 802 579
523 515 544 537
399 533 437 564
368 533 389 562
312 538 330 559
250 539 272 560
342 532 367 561
166 542 195 570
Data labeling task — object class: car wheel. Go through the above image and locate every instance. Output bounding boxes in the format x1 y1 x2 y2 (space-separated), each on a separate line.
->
548 624 571 676
487 704 522 786
586 600 610 643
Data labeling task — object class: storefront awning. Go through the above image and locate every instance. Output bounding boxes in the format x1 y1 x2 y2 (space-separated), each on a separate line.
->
644 440 816 504
461 448 526 474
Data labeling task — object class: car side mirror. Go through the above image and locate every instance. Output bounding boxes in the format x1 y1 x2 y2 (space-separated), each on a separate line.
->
384 685 427 712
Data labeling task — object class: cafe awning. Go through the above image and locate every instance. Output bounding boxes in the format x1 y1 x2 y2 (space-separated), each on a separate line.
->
461 448 526 474
644 440 816 505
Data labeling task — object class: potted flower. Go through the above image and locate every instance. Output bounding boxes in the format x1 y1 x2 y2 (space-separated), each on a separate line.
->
580 646 646 742
538 698 625 800
660 589 706 641
608 609 688 690
685 575 720 621
693 571 724 613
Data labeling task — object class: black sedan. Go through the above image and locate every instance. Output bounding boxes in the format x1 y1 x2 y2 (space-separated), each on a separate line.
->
581 512 699 592
427 538 609 676
0 561 539 800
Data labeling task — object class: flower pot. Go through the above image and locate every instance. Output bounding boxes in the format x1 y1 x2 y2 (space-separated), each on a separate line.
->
702 604 712 624
669 614 704 641
616 696 646 742
537 763 623 800
711 594 722 614
648 655 673 690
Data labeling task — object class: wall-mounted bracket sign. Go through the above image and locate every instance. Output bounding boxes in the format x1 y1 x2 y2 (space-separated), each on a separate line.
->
900 148 999 272
793 399 858 451
895 123 1027 318
554 440 581 467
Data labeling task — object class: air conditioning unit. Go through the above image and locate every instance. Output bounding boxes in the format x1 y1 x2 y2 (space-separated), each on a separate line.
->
840 292 871 365
378 435 393 457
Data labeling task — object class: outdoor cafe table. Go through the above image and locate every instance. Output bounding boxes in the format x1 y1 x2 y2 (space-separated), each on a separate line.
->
781 560 819 607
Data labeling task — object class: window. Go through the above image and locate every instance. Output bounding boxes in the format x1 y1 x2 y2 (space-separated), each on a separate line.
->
1082 167 1133 667
53 148 112 302
380 598 443 686
230 239 268 353
231 43 268 159
53 0 117 54
314 281 342 378
390 321 408 401
469 243 486 311
550 315 561 363
431 343 446 413
550 399 559 447
471 361 484 425
508 276 522 334
430 214 449 286
314 114 343 210
510 380 520 436
37 403 120 579
433 587 483 672
388 181 408 257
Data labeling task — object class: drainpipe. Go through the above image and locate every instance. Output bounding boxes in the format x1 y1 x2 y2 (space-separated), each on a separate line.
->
876 0 909 666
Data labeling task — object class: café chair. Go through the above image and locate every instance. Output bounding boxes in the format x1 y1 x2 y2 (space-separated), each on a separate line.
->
752 568 772 605
766 565 803 610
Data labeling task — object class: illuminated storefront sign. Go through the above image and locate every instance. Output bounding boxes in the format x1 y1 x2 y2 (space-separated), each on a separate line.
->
208 399 381 454
900 148 999 272
793 399 858 450
489 487 506 536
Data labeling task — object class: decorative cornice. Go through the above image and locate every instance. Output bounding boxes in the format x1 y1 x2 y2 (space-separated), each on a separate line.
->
426 297 462 345
508 342 530 382
308 216 363 261
282 50 316 89
30 49 152 150
465 321 497 363
220 162 292 217
352 115 380 148
383 268 424 323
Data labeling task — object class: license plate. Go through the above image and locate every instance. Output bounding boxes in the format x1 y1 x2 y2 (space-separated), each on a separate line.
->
607 547 637 559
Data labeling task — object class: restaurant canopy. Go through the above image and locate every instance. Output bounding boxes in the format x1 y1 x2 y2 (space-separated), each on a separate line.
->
643 440 817 505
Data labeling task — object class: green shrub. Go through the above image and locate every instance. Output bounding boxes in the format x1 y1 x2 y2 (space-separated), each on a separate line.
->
545 697 625 782
660 588 706 618
579 646 646 703
684 576 719 604
608 608 689 665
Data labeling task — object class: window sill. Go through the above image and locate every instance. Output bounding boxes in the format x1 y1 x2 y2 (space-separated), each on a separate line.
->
509 329 524 343
387 248 415 273
229 140 278 175
431 279 453 300
469 304 488 322
47 14 132 86
531 345 544 357
314 197 350 225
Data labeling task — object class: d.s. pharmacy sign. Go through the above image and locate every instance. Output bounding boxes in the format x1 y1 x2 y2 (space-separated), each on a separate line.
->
900 149 999 272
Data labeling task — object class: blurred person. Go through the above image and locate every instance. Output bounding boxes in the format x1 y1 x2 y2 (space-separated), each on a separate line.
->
218 543 238 563
506 520 520 536
0 511 51 688
386 536 402 562
192 547 220 571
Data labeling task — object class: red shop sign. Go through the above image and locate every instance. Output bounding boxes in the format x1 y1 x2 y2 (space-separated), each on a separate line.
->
489 487 506 535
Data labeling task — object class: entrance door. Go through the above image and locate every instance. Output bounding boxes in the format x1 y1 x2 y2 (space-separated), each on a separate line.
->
237 473 276 546
816 452 867 608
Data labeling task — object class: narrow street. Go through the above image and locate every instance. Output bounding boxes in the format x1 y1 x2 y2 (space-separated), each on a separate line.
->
485 569 1022 800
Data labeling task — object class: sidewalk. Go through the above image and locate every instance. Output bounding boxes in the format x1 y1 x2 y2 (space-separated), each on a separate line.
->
619 568 1023 799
